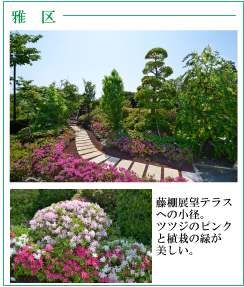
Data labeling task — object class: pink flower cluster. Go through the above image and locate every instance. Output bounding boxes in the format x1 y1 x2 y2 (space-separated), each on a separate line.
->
11 235 152 283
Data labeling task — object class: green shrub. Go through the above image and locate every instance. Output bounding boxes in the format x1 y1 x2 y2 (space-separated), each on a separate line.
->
78 113 91 126
122 106 130 118
32 189 77 212
115 189 152 245
123 99 132 108
76 189 119 222
13 124 68 143
134 121 146 132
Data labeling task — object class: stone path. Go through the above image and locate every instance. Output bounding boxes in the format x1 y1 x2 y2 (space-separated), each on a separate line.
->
71 126 199 181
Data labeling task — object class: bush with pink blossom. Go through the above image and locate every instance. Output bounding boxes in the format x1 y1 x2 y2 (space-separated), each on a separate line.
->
11 197 152 283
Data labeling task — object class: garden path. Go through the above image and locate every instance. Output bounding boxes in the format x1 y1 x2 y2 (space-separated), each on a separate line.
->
67 125 199 183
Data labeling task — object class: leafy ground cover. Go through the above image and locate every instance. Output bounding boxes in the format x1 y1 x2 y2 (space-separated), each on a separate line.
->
10 189 152 283
10 125 188 182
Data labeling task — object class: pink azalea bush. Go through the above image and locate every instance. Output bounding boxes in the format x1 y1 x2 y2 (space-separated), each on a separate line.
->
86 108 199 168
9 116 198 183
11 199 152 283
11 133 188 182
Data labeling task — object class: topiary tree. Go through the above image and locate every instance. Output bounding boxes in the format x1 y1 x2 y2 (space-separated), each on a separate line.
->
135 47 176 133
101 69 124 129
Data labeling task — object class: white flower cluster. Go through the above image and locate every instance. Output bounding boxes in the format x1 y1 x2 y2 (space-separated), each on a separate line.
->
95 239 152 283
10 234 29 257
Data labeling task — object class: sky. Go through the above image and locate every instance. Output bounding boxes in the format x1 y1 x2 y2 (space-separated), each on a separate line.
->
10 30 237 99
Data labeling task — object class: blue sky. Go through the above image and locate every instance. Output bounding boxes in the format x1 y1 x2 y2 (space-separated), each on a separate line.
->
10 30 237 99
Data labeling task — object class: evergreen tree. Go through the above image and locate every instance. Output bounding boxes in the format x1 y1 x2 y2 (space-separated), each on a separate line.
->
101 69 124 129
135 47 176 131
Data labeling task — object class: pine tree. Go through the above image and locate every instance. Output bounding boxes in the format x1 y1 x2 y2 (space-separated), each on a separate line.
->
135 48 176 134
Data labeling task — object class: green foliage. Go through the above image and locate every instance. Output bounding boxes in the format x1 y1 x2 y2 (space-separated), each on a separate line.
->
78 112 91 126
32 189 77 213
10 127 74 181
123 99 132 108
144 109 175 136
122 108 148 131
94 98 101 108
13 124 68 143
58 79 80 115
134 121 146 132
135 47 176 131
115 189 152 245
176 45 237 160
10 225 32 239
124 91 136 101
15 78 80 134
9 142 34 180
10 102 22 120
101 69 124 129
122 106 130 118
76 189 119 222
10 32 43 67
81 79 96 115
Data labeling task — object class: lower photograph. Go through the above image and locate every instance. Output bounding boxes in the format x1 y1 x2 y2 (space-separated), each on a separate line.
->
10 189 152 283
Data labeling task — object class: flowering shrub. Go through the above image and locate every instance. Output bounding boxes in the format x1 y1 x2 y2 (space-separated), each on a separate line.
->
10 122 190 182
11 140 189 182
88 109 195 164
10 197 152 283
30 200 112 250
71 194 91 203
11 232 152 283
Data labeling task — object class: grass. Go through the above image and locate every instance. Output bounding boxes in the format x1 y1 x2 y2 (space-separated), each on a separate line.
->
10 189 152 283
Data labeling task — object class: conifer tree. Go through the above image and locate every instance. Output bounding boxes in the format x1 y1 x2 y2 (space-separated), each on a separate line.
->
135 48 176 134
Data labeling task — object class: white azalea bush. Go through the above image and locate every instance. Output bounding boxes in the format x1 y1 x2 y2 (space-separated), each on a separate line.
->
10 199 152 283
29 200 112 251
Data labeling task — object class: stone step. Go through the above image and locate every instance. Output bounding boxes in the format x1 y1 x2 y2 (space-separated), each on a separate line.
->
164 168 179 179
76 142 93 147
130 162 146 178
72 125 185 182
116 159 132 171
104 157 120 166
76 144 95 151
146 165 161 181
76 138 90 142
78 148 98 155
76 134 87 137
82 151 102 159
91 154 111 164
